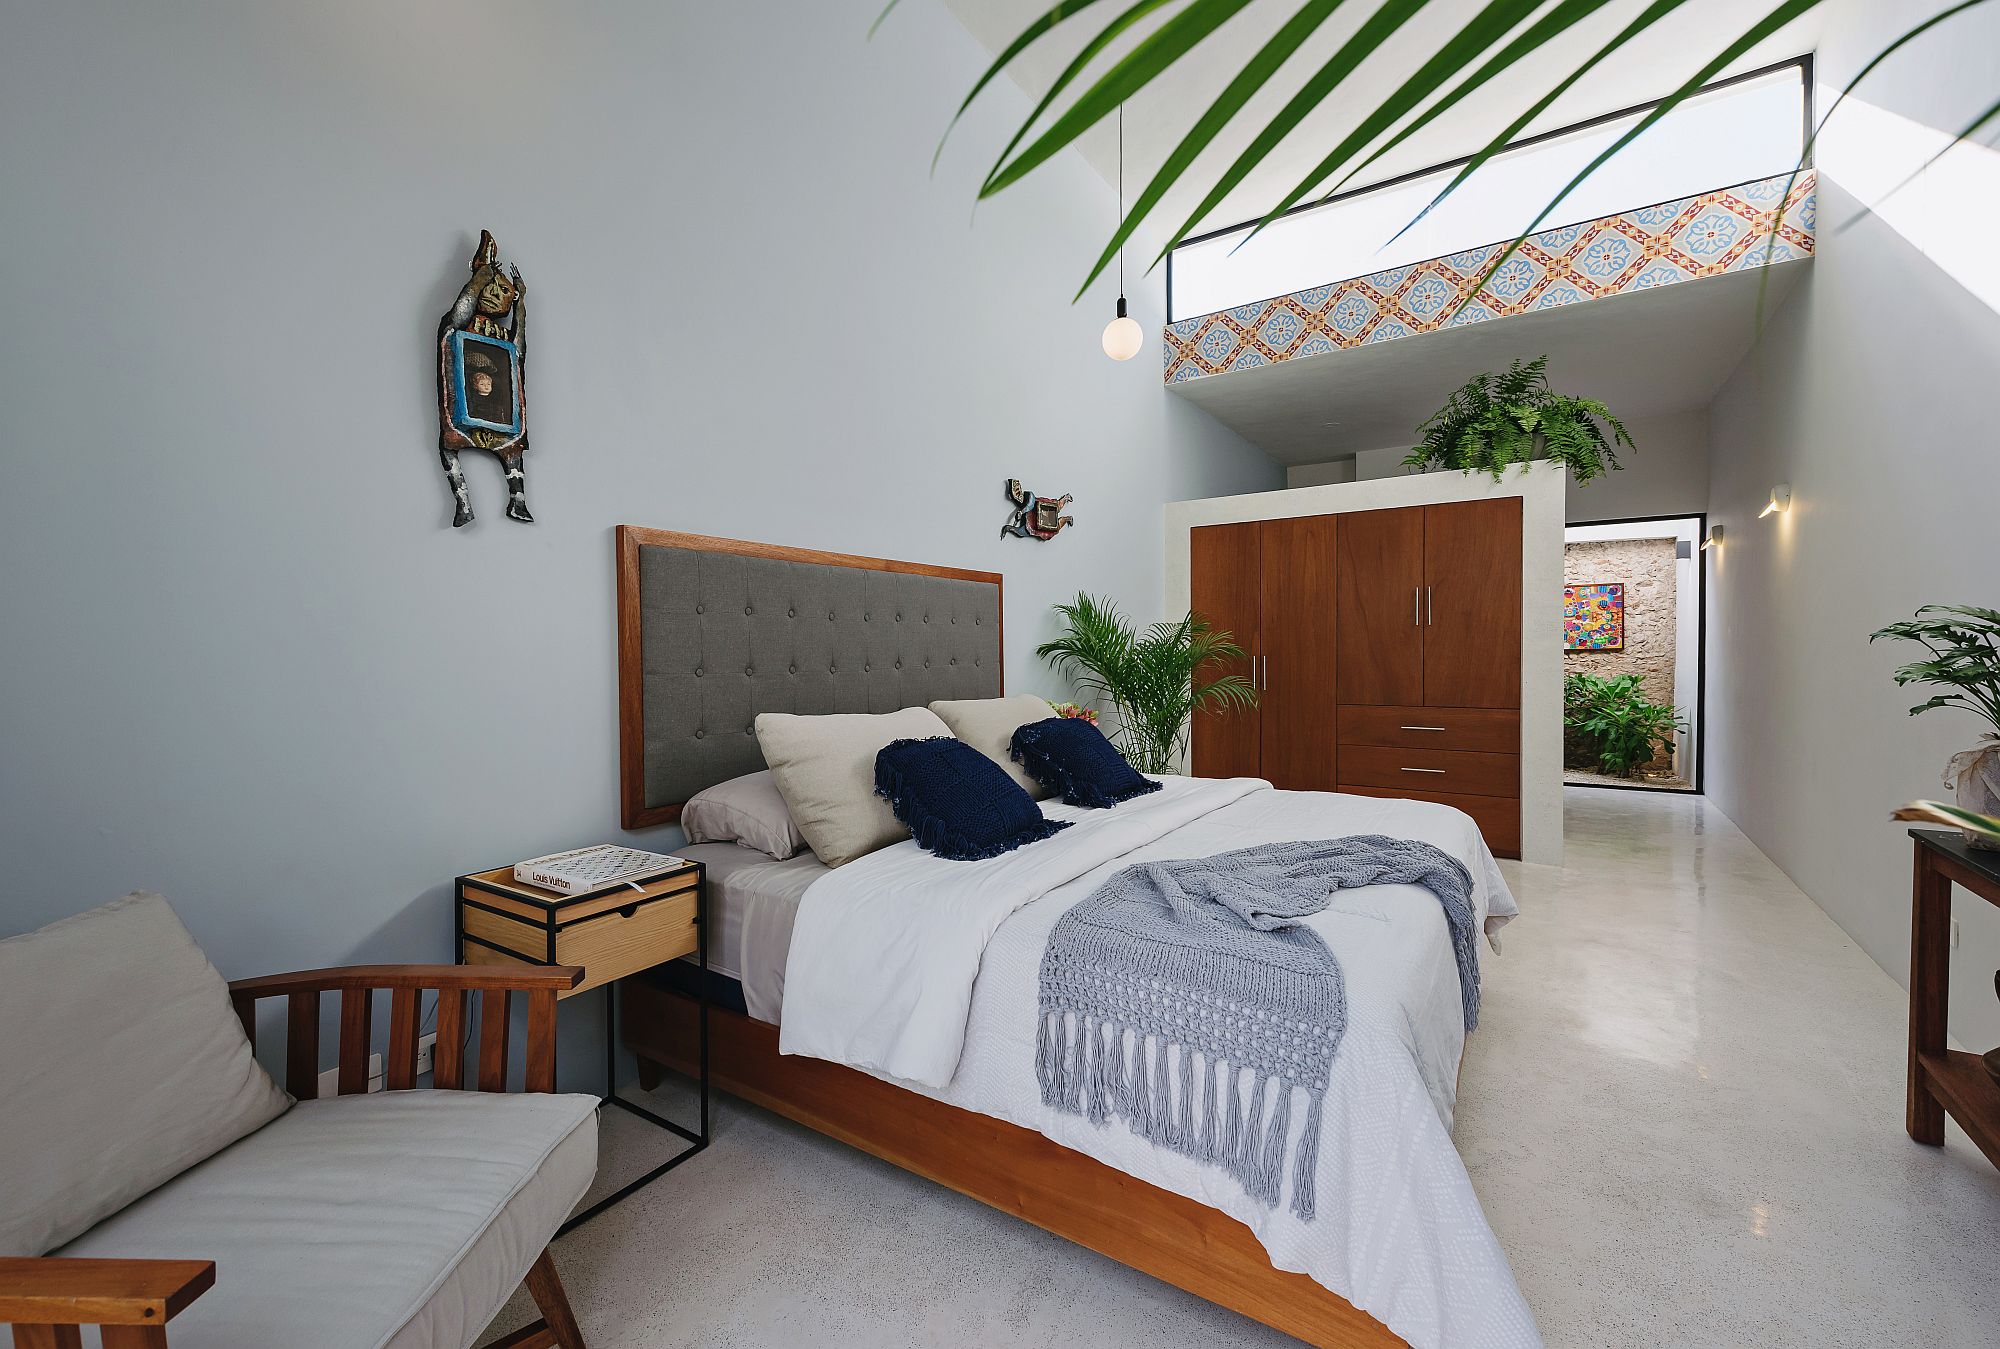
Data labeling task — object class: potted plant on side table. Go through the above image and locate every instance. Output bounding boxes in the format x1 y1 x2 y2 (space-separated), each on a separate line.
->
1871 604 2000 848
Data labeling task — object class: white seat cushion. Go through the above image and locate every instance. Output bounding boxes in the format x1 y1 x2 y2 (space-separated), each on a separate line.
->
57 1089 600 1349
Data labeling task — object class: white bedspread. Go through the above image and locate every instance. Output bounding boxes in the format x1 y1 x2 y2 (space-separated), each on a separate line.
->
780 776 1539 1349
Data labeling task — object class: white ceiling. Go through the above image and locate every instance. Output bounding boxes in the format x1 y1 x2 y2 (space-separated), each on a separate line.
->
938 0 1819 247
1166 261 1805 464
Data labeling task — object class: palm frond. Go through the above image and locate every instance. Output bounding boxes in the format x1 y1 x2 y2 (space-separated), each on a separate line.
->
1037 593 1256 772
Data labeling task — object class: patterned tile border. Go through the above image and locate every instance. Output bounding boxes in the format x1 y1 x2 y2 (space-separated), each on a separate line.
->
1163 171 1815 383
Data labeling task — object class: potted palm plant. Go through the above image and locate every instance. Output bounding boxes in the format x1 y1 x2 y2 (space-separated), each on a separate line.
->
1871 605 2000 848
1402 357 1633 483
1036 593 1257 774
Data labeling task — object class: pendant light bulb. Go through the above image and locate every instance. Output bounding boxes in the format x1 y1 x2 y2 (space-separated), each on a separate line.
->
1102 296 1143 361
1102 102 1143 362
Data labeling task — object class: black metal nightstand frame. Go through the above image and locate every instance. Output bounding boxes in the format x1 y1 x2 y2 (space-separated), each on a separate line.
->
452 861 710 1234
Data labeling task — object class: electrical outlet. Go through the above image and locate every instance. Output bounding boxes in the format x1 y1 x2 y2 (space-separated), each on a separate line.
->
317 1051 383 1098
1951 919 1961 950
415 1032 437 1079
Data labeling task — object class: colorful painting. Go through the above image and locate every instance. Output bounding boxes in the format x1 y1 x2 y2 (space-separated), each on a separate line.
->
1564 582 1625 651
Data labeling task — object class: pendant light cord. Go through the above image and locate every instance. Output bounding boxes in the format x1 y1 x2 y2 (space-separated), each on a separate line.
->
1116 102 1125 298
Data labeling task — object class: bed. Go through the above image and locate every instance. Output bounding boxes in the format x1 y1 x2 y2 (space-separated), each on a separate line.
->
614 527 1540 1349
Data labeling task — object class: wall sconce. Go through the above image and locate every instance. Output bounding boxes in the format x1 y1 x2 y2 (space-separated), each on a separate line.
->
1759 484 1792 518
1700 525 1724 551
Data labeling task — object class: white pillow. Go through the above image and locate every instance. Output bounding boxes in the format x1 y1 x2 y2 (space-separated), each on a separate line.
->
754 707 954 867
681 770 807 860
0 893 292 1255
928 695 1057 800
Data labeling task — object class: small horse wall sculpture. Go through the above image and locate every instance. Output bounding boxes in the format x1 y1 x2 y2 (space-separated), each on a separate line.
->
436 230 531 527
1001 479 1075 541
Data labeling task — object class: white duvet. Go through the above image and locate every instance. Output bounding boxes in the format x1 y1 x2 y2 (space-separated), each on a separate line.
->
780 776 1541 1349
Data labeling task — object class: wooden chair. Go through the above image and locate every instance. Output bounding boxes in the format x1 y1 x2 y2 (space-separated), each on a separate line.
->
0 964 587 1349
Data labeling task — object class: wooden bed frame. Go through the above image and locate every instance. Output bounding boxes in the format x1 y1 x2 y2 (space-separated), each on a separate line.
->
622 987 1404 1348
614 526 1405 1348
624 980 1408 1336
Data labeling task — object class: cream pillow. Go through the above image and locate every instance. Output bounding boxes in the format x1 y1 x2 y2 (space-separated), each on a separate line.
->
754 707 953 867
0 893 292 1255
928 695 1057 800
681 770 807 860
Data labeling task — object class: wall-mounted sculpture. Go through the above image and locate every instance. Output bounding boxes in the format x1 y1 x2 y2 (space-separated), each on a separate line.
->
436 231 531 527
1001 479 1075 541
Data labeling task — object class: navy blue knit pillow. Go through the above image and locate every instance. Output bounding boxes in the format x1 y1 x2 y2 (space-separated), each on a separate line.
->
873 737 1071 861
1009 717 1164 809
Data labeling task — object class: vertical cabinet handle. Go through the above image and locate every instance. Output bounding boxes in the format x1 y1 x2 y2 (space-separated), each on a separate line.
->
1413 586 1421 627
1426 586 1433 626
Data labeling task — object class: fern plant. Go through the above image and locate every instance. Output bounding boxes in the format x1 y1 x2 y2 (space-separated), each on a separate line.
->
1404 357 1633 483
1036 593 1258 775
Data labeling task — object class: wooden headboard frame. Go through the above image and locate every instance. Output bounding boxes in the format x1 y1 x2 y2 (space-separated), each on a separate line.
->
616 526 1005 829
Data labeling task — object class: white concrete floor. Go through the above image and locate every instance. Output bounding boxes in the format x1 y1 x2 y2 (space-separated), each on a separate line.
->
487 788 2000 1347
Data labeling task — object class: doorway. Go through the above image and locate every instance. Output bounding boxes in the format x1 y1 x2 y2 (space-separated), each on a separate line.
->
1562 514 1704 793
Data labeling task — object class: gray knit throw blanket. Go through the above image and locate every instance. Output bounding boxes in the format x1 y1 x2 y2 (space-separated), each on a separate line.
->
1036 836 1478 1221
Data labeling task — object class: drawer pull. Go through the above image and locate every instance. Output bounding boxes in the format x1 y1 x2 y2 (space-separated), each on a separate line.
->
1400 767 1448 774
1399 725 1448 732
618 903 641 919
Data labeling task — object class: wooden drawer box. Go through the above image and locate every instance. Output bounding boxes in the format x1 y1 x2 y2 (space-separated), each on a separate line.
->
1338 784 1520 859
1338 744 1520 799
1338 705 1519 754
457 864 700 999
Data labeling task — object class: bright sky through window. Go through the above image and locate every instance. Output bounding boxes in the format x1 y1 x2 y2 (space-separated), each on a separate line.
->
1170 66 1807 321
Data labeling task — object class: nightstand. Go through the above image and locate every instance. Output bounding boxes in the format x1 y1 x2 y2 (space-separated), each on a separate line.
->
455 859 710 1231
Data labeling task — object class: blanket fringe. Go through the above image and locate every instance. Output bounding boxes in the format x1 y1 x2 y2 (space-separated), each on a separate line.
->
1038 1016 1325 1223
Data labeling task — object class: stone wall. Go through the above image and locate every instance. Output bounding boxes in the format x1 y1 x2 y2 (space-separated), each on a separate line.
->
1564 537 1680 774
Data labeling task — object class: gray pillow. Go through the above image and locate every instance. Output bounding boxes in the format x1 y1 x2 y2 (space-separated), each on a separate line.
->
929 695 1058 800
0 892 292 1255
681 770 807 860
754 707 953 867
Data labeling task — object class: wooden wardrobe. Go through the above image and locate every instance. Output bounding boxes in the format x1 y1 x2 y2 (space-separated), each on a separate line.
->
1190 498 1522 858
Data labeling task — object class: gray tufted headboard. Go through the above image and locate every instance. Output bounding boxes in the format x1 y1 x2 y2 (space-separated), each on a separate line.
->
617 527 1004 828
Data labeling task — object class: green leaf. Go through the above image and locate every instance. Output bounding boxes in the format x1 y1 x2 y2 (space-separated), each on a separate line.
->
1315 0 1621 203
975 0 1184 190
1384 0 1695 252
1147 0 1431 272
1449 0 1824 319
1072 0 1353 300
1239 0 1551 246
928 1 1114 173
982 0 1258 199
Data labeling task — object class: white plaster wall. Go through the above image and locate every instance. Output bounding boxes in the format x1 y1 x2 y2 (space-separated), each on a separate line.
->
1287 459 1358 488
1567 408 1711 524
1164 465 1565 865
0 0 1278 1086
1295 406 1709 525
1704 1 2000 1051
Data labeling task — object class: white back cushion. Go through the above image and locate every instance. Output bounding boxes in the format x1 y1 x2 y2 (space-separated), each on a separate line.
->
928 695 1057 800
0 892 291 1255
754 707 952 867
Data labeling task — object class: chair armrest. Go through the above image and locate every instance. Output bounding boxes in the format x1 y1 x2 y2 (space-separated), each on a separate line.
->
227 964 582 999
227 965 581 1096
0 1257 214 1327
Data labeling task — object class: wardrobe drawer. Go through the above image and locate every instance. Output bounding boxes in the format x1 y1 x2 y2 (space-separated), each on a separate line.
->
1338 784 1520 859
1337 745 1519 798
1338 705 1519 753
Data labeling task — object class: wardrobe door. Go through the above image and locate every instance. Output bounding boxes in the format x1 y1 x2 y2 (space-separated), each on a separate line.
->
1259 515 1339 791
1335 506 1424 705
1422 498 1522 708
1189 522 1262 778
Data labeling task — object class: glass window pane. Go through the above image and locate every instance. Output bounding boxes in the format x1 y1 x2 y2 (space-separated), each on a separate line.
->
1170 66 1805 321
